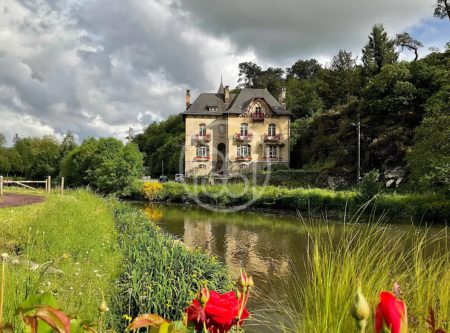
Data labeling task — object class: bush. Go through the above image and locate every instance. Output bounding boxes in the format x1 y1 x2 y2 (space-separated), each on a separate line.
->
62 138 143 195
110 202 232 329
142 181 164 201
359 169 382 200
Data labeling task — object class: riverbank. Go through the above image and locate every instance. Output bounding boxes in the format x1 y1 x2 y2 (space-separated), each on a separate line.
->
150 182 450 223
0 190 122 329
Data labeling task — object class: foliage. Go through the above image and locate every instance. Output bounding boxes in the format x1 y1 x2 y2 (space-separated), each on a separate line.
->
407 84 450 192
395 32 423 61
434 0 450 19
0 132 77 179
62 138 143 195
111 202 232 330
362 24 398 76
359 170 382 200
0 190 122 330
133 114 184 177
277 222 450 332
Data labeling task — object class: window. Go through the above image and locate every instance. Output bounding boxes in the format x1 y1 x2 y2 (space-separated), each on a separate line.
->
268 123 276 136
237 144 251 157
199 124 206 136
240 123 248 136
219 124 225 134
255 106 262 114
199 164 207 169
208 106 218 112
267 146 278 158
196 145 208 157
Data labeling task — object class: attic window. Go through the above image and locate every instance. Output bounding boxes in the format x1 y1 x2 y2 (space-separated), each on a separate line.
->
208 106 218 112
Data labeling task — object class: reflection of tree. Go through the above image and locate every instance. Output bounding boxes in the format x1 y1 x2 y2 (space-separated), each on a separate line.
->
144 205 164 222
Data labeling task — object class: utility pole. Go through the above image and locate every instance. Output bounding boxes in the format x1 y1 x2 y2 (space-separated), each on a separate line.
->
357 116 361 184
161 160 164 176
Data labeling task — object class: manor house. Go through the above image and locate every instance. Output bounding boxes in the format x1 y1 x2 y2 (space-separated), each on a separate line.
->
183 81 291 176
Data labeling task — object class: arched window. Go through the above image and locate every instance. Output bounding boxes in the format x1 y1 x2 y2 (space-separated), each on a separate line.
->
240 123 248 136
196 145 208 157
268 123 276 136
237 144 251 157
199 124 206 136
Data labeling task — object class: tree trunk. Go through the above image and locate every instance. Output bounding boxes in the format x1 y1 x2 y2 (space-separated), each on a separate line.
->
414 48 419 61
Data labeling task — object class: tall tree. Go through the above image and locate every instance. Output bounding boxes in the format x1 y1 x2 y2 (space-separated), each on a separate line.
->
238 62 262 88
0 133 5 147
395 33 423 61
329 50 361 104
362 24 398 76
434 0 450 20
287 59 322 80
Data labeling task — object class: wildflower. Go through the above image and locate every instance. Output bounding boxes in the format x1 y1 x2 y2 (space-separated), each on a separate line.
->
199 286 210 305
351 286 370 333
375 291 407 333
1 253 8 261
99 300 109 313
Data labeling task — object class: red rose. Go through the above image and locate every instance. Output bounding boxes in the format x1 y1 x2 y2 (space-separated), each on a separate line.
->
375 291 408 333
186 299 205 331
186 290 249 333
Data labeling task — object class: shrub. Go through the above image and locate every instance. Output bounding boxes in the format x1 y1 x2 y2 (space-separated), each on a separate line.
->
110 202 232 330
142 181 164 201
359 169 382 200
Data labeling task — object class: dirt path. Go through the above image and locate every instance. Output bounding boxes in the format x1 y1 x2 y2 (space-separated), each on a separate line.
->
0 193 45 208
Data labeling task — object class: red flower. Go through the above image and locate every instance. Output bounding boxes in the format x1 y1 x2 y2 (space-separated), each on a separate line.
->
186 290 249 333
375 291 408 333
186 299 205 331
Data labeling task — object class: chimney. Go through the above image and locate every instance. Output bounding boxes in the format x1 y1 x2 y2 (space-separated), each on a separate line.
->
224 85 230 103
185 89 191 110
279 86 286 108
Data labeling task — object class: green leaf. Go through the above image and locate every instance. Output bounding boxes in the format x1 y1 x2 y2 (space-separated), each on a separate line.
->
17 293 59 313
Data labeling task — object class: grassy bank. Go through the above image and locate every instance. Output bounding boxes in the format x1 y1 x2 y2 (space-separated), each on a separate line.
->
156 182 450 222
110 202 232 329
0 190 122 328
276 222 450 332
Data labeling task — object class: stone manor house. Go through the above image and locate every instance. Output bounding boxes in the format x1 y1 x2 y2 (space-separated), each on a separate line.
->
182 81 291 177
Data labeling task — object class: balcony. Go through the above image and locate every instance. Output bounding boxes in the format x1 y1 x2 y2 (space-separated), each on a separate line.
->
252 112 265 122
236 155 252 161
234 133 253 142
192 133 211 143
263 156 283 161
263 134 281 143
193 156 210 162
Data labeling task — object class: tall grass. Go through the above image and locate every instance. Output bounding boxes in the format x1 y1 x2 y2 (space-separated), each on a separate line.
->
110 202 232 330
274 219 450 332
0 190 122 328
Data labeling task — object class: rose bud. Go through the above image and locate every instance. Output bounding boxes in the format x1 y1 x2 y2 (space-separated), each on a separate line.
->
351 286 370 333
199 286 210 305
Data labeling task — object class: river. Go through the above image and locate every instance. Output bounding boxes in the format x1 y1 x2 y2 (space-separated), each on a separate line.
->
142 204 446 333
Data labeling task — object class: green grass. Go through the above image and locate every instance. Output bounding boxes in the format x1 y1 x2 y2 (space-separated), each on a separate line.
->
273 221 450 333
0 190 122 329
156 182 449 222
110 202 232 329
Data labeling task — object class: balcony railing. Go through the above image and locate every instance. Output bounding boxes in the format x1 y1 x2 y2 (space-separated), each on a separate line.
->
263 156 283 161
236 155 252 161
193 156 210 162
192 133 211 143
252 113 265 121
263 134 281 142
234 133 253 142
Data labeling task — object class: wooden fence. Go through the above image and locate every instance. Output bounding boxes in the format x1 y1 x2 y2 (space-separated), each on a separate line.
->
0 176 65 196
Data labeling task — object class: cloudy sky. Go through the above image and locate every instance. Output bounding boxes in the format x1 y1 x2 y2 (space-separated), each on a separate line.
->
0 0 449 144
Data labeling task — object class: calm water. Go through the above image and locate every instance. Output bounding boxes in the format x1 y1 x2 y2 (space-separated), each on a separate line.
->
142 204 445 333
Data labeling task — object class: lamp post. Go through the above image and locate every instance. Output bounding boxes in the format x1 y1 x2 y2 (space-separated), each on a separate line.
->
351 117 361 184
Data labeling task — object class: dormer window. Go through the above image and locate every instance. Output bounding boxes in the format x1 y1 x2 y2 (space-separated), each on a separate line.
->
208 106 218 112
255 106 262 114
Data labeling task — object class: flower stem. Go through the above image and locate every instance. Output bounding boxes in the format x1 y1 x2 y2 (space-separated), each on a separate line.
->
0 260 5 325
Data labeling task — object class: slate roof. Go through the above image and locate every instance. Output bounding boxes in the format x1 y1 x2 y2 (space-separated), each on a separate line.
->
183 87 290 116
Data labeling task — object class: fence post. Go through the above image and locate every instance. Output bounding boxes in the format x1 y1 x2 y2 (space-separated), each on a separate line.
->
0 176 3 197
47 176 51 194
60 177 64 195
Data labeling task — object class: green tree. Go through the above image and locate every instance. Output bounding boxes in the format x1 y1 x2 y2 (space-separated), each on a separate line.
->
0 133 5 147
408 86 450 191
362 24 398 76
238 62 263 88
287 59 322 80
62 138 143 194
329 50 362 104
395 33 423 61
434 0 450 20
